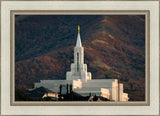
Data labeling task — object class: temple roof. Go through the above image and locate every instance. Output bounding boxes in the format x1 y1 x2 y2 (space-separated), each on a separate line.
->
76 25 82 47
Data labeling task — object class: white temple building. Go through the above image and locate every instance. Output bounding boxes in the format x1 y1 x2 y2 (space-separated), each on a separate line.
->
33 26 129 101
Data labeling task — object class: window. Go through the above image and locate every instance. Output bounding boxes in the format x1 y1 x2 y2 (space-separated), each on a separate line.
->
77 53 79 72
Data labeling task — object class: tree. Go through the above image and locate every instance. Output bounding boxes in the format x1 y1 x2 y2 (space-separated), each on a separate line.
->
66 84 68 95
70 84 73 100
70 84 72 93
59 84 62 95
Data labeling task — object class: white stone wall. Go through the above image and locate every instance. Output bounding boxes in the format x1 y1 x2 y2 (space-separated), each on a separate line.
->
101 88 110 99
87 72 91 80
81 79 115 88
118 83 123 101
67 62 92 80
66 72 72 80
73 79 82 89
73 88 102 97
83 64 87 72
71 63 76 74
73 87 111 99
111 79 118 101
122 93 129 101
73 79 117 100
74 47 84 64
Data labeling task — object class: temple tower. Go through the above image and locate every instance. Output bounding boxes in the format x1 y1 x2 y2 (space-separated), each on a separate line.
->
66 26 92 81
74 25 84 75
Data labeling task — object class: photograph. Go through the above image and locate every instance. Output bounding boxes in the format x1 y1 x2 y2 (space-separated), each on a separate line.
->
1 0 159 115
15 15 145 102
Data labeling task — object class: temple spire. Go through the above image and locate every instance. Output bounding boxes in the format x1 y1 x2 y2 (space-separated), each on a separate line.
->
76 25 82 47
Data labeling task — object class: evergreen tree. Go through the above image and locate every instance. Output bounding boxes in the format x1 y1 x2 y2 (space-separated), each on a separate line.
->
59 84 62 95
66 84 68 95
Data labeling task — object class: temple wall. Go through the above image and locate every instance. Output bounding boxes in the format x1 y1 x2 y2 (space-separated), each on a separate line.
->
87 72 92 80
111 80 118 101
73 79 82 89
118 83 123 101
101 88 110 99
81 71 87 82
122 93 129 101
66 72 72 80
73 88 110 99
81 79 116 88
74 47 84 64
73 88 102 97
83 64 87 71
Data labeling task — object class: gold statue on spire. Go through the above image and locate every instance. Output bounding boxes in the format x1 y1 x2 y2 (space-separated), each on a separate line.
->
78 25 80 32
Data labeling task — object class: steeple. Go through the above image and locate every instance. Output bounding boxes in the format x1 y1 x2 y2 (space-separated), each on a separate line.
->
66 25 92 82
74 25 84 65
76 25 82 47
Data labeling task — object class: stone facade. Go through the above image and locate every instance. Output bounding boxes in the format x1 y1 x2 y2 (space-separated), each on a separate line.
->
33 26 129 101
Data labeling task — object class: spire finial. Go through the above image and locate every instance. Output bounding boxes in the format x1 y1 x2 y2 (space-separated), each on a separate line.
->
76 25 82 47
78 25 80 32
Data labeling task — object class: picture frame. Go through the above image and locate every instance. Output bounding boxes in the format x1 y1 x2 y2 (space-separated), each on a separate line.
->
0 0 159 115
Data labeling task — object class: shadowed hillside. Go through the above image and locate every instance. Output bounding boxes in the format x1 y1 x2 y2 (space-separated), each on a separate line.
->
15 15 145 101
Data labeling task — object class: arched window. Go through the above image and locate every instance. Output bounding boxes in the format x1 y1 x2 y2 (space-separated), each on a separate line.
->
77 53 79 72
